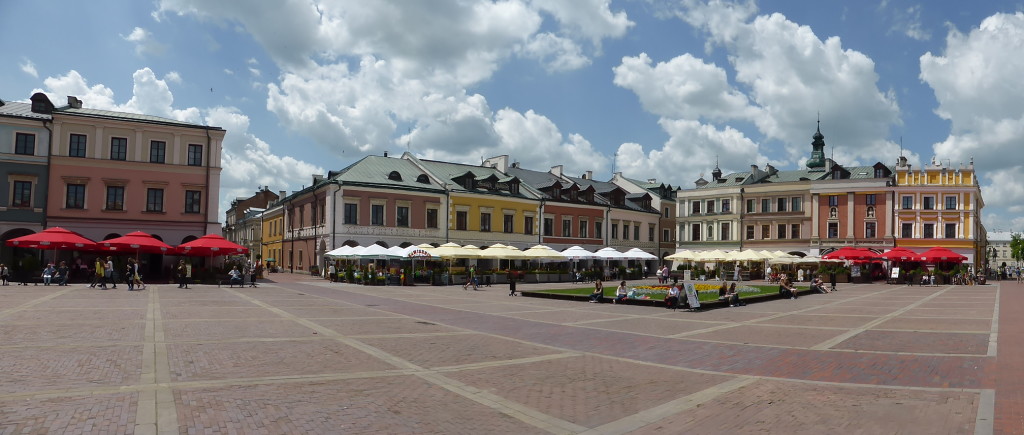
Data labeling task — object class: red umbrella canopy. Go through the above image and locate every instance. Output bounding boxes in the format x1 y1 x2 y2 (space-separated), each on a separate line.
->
5 227 96 250
877 247 919 261
177 234 248 256
100 231 173 254
822 247 878 261
917 247 967 263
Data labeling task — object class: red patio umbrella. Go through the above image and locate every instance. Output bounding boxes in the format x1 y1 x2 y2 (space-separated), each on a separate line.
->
822 247 878 261
176 234 248 256
917 247 967 263
6 227 96 250
877 247 919 261
99 231 173 259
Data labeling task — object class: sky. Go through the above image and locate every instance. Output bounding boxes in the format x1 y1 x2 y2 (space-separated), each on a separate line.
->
2 0 1023 233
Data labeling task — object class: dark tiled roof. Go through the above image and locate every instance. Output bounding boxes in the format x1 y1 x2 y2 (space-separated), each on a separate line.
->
417 159 541 200
56 107 222 130
331 156 445 192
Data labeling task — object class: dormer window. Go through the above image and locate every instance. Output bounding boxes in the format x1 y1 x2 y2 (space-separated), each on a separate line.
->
416 174 430 184
874 167 886 178
388 171 402 181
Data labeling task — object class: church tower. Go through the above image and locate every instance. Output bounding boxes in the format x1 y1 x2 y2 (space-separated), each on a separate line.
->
806 120 826 169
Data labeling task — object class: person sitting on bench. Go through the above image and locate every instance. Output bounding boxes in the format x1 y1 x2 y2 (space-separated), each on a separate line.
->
665 283 680 308
727 282 745 306
228 266 243 287
589 279 604 303
779 277 798 299
613 281 628 304
811 275 829 293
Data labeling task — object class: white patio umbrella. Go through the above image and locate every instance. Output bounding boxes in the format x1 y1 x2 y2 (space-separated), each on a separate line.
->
521 245 567 260
594 247 626 260
354 243 404 260
561 246 599 260
325 245 359 258
665 250 695 261
693 250 728 262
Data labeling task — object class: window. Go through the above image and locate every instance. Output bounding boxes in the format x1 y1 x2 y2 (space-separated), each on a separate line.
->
110 137 127 160
611 223 618 239
561 218 571 237
761 225 770 239
427 208 438 228
504 214 514 233
544 217 554 236
663 228 670 242
923 223 934 239
393 206 408 227
722 199 731 213
706 200 715 213
344 204 358 224
66 184 85 209
633 225 640 241
187 144 203 166
790 224 800 239
106 186 124 211
691 201 701 214
923 197 935 210
902 196 913 210
706 225 714 240
481 212 492 232
791 197 802 212
185 190 202 213
15 133 35 155
11 180 30 206
721 223 730 241
70 134 87 157
525 216 534 235
875 167 887 178
150 141 166 163
865 222 876 238
581 220 589 238
746 199 755 213
945 196 957 210
663 207 669 218
777 198 787 212
622 224 629 240
371 204 385 226
691 224 701 241
827 222 838 238
866 206 875 218
146 188 164 212
745 225 754 240
777 224 786 239
593 221 601 239
761 198 771 213
828 196 839 207
901 223 913 238
865 194 876 205
648 225 654 241
456 211 468 230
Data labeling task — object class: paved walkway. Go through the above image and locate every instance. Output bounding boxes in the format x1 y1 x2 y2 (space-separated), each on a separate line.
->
0 274 1019 434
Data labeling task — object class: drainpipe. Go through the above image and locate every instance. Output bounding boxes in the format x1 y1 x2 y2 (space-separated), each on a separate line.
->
203 127 213 235
41 120 53 230
444 187 450 243
288 197 294 274
538 198 545 245
738 188 744 251
331 181 339 251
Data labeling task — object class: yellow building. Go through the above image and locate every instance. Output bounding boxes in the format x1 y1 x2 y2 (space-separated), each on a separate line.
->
893 155 985 267
261 203 284 271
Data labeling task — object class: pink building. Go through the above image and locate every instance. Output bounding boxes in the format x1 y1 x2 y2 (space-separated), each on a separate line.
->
42 94 224 272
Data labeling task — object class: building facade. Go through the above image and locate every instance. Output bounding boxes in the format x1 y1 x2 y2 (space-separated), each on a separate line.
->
0 95 51 254
261 203 284 271
611 173 678 260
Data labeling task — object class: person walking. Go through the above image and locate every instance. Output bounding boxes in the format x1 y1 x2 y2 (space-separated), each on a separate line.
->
176 260 188 288
57 261 69 286
132 258 146 290
126 260 135 291
0 263 8 285
463 266 477 291
104 256 117 289
95 257 107 289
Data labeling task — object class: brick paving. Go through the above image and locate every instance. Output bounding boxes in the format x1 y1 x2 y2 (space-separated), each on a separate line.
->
2 274 1022 433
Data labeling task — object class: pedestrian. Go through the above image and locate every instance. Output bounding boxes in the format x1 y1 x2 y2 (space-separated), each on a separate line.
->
132 258 145 290
176 260 188 288
106 256 117 289
249 262 258 287
328 262 336 282
95 257 107 289
661 265 669 284
57 261 69 286
126 260 135 291
0 263 8 285
41 263 55 286
463 266 477 290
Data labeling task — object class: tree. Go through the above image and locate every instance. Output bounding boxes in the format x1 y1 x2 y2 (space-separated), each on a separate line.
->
1011 233 1024 265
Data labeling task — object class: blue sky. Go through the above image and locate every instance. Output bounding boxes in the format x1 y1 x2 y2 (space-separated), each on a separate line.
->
2 0 1022 232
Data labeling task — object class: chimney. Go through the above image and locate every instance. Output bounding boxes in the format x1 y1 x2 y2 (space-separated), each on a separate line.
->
279 190 287 199
750 164 759 172
67 96 83 109
765 164 778 176
483 155 509 172
383 151 388 157
647 178 657 184
550 165 563 178
585 170 593 180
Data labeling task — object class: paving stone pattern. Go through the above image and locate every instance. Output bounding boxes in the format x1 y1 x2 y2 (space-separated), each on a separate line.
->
0 275 1021 433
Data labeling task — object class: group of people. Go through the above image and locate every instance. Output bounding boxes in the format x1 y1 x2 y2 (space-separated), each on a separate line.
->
87 256 145 290
39 262 70 286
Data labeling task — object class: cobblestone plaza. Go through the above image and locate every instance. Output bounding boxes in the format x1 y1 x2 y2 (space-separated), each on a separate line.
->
1 274 1019 434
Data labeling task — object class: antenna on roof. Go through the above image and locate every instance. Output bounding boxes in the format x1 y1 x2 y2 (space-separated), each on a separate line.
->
406 127 411 152
899 136 903 157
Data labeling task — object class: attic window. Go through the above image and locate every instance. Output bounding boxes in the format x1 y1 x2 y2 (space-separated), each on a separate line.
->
388 171 402 181
416 174 430 184
735 177 743 182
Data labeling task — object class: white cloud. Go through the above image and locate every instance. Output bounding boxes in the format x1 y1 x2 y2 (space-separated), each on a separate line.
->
248 67 261 77
920 12 1024 230
613 52 754 122
34 69 323 217
616 119 767 187
901 5 930 41
19 59 38 78
518 32 591 72
223 69 234 75
122 27 166 56
157 0 632 175
163 71 182 84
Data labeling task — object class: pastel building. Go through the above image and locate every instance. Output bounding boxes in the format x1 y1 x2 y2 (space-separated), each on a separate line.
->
611 173 678 260
893 155 984 266
0 95 51 251
42 94 225 273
